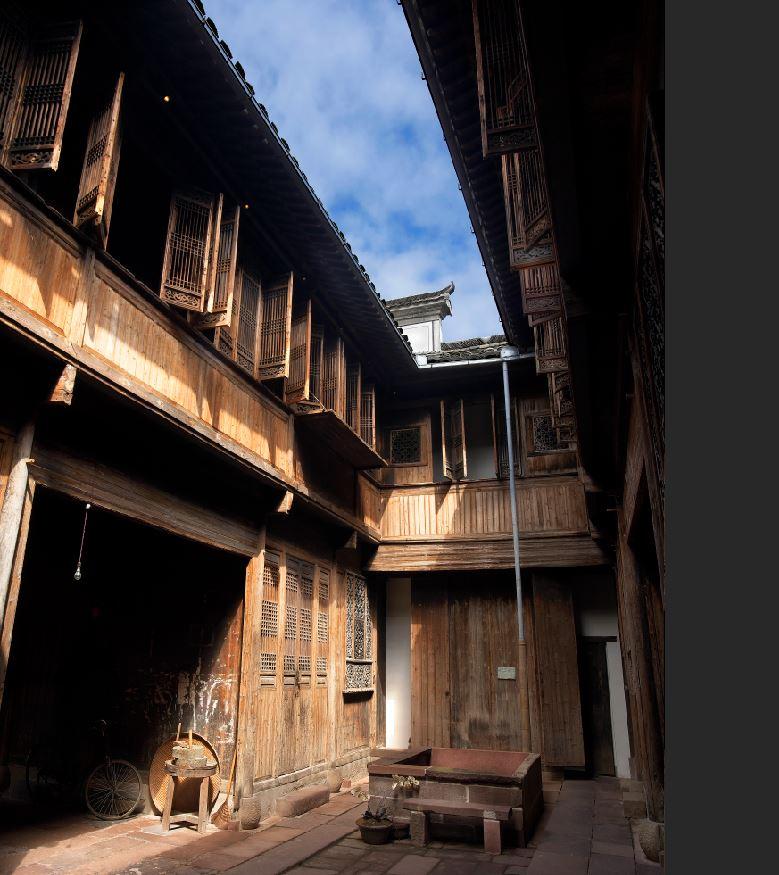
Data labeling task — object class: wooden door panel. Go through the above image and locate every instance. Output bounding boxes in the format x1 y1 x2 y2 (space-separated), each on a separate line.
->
410 581 450 747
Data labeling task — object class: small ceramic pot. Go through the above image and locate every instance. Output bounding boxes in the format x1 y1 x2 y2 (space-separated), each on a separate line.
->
356 817 394 845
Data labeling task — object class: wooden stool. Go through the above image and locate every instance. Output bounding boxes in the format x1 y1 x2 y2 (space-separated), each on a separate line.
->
161 760 218 834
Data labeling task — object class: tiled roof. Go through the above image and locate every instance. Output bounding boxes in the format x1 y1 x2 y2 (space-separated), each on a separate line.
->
426 334 508 362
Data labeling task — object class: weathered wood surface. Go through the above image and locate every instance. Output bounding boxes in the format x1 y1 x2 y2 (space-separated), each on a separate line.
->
411 583 450 748
377 476 588 541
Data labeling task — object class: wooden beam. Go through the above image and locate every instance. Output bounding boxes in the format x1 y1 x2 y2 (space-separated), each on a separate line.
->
48 363 77 406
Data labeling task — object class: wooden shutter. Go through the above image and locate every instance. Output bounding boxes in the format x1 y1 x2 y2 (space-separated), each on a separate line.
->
197 203 240 329
259 549 282 687
322 335 344 415
472 0 535 157
345 361 361 434
534 315 568 374
309 325 324 403
6 20 82 171
532 574 585 768
214 265 241 360
0 5 29 155
283 556 300 686
549 371 575 430
519 262 562 320
501 150 553 270
74 72 124 247
286 299 312 403
316 568 329 686
160 189 218 312
360 384 376 448
236 267 261 375
440 399 467 480
258 273 293 380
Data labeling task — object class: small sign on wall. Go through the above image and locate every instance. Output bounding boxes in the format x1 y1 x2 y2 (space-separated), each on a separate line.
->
497 666 516 680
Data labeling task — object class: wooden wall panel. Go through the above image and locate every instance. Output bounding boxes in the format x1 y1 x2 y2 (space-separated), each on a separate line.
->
410 582 450 747
378 410 433 486
448 576 523 750
532 573 585 768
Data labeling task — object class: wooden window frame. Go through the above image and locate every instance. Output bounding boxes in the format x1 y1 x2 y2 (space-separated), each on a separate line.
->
345 572 373 694
440 398 468 481
286 298 312 404
389 425 422 467
258 272 294 381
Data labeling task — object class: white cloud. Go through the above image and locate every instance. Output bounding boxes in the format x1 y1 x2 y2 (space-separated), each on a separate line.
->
206 0 503 339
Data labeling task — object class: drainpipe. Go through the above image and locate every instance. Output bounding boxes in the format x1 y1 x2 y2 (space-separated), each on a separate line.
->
501 346 532 751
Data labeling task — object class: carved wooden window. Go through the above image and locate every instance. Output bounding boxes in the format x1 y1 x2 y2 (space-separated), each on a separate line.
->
360 384 376 449
534 315 568 374
519 262 562 321
236 267 262 375
258 273 293 380
390 427 421 465
501 150 553 270
492 394 520 479
160 189 218 312
472 0 535 157
309 326 324 403
316 568 329 686
345 572 372 693
345 361 361 434
73 72 124 247
4 20 82 171
322 335 345 417
286 299 312 404
549 371 575 430
259 549 281 687
0 5 29 154
441 399 468 480
528 413 567 454
196 204 240 330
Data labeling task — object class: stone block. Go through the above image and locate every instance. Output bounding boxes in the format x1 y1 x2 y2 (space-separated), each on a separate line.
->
622 791 647 819
483 818 503 855
419 780 466 802
409 811 429 847
468 784 522 806
619 778 644 794
276 785 330 817
325 769 342 793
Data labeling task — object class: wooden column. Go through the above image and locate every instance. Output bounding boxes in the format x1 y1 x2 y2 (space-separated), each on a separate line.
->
235 525 267 825
0 421 35 635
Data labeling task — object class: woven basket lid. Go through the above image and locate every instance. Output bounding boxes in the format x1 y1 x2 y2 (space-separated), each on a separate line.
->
149 733 221 814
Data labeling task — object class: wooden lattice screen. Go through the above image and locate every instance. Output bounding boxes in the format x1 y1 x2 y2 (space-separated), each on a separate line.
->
534 316 568 374
197 204 240 329
441 399 468 481
472 0 535 157
491 394 520 479
501 149 553 270
345 572 372 693
322 335 345 417
236 267 262 375
549 371 575 430
258 273 293 380
519 261 562 321
309 326 324 404
160 189 218 312
360 384 376 449
316 568 329 687
74 72 124 247
213 266 241 360
259 549 281 687
286 299 312 404
0 5 28 152
5 20 82 170
345 361 361 435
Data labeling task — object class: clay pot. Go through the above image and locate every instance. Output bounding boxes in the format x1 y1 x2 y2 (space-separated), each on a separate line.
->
356 817 394 845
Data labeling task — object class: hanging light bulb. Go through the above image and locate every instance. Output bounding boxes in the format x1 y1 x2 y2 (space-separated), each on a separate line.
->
74 502 91 582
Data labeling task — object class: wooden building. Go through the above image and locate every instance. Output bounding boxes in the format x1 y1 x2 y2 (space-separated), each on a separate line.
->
0 0 658 830
401 0 665 827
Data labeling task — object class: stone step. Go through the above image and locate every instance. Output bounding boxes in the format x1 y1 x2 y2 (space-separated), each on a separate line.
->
275 785 331 817
622 790 648 819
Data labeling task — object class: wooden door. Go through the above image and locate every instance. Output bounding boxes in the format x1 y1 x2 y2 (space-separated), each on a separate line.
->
410 582 450 747
532 574 585 768
579 640 616 777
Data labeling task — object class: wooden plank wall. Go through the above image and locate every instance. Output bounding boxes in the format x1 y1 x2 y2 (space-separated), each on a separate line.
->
410 583 450 747
379 477 589 540
377 409 433 486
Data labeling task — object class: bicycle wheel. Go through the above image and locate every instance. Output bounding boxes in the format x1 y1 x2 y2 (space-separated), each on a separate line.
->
85 758 142 820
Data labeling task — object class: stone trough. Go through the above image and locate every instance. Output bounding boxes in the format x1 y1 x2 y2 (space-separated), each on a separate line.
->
368 747 543 852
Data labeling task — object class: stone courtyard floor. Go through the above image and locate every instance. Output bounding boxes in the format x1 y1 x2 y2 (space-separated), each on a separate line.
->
0 777 655 875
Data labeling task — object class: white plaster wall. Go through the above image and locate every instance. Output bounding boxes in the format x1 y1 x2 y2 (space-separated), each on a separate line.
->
385 578 412 749
402 321 434 353
606 641 632 778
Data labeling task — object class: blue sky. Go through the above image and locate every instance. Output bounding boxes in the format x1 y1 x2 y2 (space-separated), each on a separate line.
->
206 0 502 341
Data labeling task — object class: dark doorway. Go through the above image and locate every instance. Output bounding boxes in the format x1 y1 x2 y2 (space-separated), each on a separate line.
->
579 639 616 777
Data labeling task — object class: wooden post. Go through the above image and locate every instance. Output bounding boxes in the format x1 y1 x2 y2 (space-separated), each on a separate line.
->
235 525 266 825
0 421 35 634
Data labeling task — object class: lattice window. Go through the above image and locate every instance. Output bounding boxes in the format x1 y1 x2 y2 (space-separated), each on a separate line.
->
529 413 567 454
345 572 372 692
533 315 567 375
258 275 292 380
286 299 311 403
390 427 421 465
318 572 329 603
161 189 216 311
263 554 280 592
236 268 261 375
285 605 297 640
346 362 361 434
298 655 311 674
360 384 376 448
301 564 314 599
300 608 312 643
259 652 276 687
283 655 295 674
260 601 278 638
316 656 327 675
0 4 29 150
309 328 324 402
318 612 328 644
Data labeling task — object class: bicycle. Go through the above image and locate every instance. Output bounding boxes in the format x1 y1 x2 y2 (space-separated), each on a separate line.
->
83 720 142 820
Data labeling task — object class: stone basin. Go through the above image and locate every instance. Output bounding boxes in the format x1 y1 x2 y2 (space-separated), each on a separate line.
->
368 747 543 847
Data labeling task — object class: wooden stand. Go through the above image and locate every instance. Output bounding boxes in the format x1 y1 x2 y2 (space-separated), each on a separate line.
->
161 760 218 834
